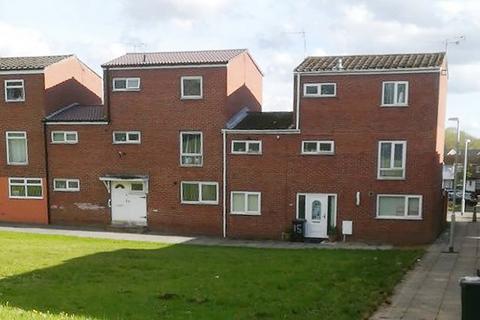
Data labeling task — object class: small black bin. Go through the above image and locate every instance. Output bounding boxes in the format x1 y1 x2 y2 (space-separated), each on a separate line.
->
292 219 306 241
460 276 480 320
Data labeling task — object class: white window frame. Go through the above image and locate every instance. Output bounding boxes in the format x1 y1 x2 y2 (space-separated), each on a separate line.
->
301 140 335 155
112 78 140 91
303 83 336 97
8 177 43 199
231 140 262 155
6 131 28 165
112 131 141 144
230 191 261 215
381 81 409 107
4 79 25 102
180 181 219 205
180 131 203 167
376 194 423 220
377 140 407 180
51 131 78 144
53 178 80 192
181 76 203 99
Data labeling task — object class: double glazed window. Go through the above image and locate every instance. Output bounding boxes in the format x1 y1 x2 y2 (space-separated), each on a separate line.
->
9 178 42 199
181 76 202 99
301 141 334 155
6 131 28 165
377 195 422 219
54 179 80 192
231 191 261 215
5 80 25 102
51 131 78 144
303 83 336 97
112 78 140 91
181 181 218 204
231 140 262 154
382 81 408 106
180 132 202 166
378 141 406 179
113 131 141 144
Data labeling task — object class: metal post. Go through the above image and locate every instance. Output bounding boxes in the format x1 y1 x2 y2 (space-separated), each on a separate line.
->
449 212 456 252
473 205 477 223
461 139 471 215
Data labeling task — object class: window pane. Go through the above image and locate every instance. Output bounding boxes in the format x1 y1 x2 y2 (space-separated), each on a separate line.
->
232 193 245 212
182 183 199 201
55 180 67 189
27 185 42 197
305 85 318 95
321 84 335 95
407 197 420 216
248 142 260 153
383 83 395 104
247 194 259 212
8 137 27 163
233 142 246 152
397 83 406 104
68 180 79 189
183 78 201 97
182 155 202 165
7 81 23 86
65 133 77 141
380 169 404 177
26 179 41 184
114 133 127 142
298 195 306 219
128 133 140 141
114 79 126 89
303 142 317 153
182 133 201 154
131 183 143 191
380 143 391 168
52 132 64 142
393 143 404 168
6 87 24 101
7 132 25 138
378 197 405 216
127 78 139 89
201 184 217 202
319 143 332 152
10 185 25 197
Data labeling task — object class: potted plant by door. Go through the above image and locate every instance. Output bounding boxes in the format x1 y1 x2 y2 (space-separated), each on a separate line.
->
327 226 338 242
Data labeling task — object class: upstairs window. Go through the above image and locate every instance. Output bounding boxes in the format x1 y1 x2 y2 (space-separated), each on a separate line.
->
9 178 42 199
6 131 28 165
303 83 336 97
112 78 140 91
301 140 334 155
180 131 203 166
382 81 408 106
181 76 203 99
113 131 141 144
378 141 406 179
5 80 25 102
232 140 262 154
51 131 78 144
54 179 80 192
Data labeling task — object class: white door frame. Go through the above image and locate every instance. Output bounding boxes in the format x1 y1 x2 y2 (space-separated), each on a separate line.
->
296 193 337 238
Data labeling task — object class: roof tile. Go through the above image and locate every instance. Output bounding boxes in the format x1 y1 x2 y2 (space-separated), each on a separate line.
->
45 103 106 122
233 112 294 130
0 55 73 71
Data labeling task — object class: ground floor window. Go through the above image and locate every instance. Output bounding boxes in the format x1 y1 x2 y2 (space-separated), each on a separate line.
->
376 194 422 219
9 177 43 199
181 181 218 204
230 191 261 215
53 179 80 192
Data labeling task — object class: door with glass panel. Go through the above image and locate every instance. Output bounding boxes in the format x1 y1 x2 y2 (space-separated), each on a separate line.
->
111 182 147 226
304 194 329 238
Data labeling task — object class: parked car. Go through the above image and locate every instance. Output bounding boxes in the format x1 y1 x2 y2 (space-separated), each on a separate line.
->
448 190 478 206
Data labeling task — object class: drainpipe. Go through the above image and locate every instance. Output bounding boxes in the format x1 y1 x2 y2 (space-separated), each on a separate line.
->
295 72 301 129
42 121 51 224
222 130 227 238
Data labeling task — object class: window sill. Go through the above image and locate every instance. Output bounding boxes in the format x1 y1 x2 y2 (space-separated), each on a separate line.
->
181 201 219 206
230 212 261 216
5 99 25 103
7 163 28 166
51 142 78 144
301 153 335 156
180 164 203 168
181 96 203 100
303 95 337 98
112 89 140 92
380 104 408 108
231 152 262 155
9 196 43 200
375 216 422 221
53 190 80 192
113 142 141 145
377 177 406 181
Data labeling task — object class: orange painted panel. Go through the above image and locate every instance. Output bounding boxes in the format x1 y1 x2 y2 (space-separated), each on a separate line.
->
0 177 48 224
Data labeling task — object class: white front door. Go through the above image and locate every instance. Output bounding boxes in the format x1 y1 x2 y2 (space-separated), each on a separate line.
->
111 182 147 226
305 194 328 238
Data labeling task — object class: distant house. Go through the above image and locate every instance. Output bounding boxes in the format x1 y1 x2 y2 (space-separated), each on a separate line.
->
443 149 480 193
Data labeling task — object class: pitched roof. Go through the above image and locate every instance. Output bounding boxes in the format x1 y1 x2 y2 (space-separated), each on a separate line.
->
45 103 106 122
295 52 445 73
233 112 294 130
102 49 247 67
0 55 73 71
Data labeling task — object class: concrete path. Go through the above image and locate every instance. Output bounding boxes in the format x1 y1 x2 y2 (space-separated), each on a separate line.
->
0 223 391 250
371 213 480 320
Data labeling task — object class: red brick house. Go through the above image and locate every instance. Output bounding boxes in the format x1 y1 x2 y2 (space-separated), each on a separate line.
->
0 50 447 245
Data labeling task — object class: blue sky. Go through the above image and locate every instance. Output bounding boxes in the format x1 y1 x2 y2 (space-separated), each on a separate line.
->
1 0 479 136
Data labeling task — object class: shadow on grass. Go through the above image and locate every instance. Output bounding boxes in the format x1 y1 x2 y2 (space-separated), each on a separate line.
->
0 244 420 320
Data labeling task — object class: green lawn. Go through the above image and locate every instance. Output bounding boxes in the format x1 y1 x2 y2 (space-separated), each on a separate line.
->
0 231 422 320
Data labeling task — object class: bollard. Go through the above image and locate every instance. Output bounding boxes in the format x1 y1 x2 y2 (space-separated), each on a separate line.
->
474 206 477 223
449 213 456 252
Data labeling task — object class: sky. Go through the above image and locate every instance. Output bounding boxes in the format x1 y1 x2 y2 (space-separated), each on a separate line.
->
0 0 479 136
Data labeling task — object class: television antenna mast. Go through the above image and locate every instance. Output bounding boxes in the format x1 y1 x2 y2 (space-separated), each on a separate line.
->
286 30 307 57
